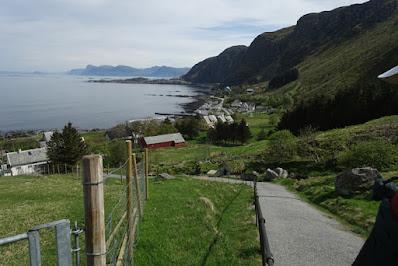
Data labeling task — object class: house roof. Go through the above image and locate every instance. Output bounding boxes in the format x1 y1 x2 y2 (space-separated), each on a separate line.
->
6 148 48 167
143 133 185 145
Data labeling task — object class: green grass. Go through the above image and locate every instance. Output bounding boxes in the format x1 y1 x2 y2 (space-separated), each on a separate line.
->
150 113 272 169
134 177 260 266
0 174 125 266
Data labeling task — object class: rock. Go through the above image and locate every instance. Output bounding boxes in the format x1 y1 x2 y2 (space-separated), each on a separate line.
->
335 167 380 196
265 168 279 181
274 167 288 178
241 172 256 181
207 170 218 177
217 167 230 176
158 173 176 180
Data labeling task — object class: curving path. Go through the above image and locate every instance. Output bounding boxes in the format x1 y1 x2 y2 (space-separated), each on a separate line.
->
192 176 365 266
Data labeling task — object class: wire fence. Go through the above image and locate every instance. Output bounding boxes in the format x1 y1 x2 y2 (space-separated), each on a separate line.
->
99 153 147 265
81 141 149 266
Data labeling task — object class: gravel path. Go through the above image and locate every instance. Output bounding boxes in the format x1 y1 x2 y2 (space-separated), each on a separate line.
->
192 176 365 266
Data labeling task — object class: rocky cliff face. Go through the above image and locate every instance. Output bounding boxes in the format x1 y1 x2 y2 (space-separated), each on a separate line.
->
183 0 398 85
182 45 247 84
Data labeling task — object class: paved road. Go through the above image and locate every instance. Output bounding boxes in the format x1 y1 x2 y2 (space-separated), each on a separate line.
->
193 176 365 266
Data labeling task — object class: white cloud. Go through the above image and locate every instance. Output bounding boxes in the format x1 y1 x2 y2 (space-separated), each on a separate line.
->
0 0 368 71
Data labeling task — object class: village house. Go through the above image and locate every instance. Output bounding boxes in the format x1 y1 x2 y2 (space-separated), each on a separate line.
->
5 147 48 176
140 133 186 150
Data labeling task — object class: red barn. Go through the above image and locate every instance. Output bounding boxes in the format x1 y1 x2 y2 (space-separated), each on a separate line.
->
140 133 186 149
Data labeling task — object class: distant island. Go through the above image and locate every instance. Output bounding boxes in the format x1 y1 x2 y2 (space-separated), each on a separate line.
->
69 64 191 78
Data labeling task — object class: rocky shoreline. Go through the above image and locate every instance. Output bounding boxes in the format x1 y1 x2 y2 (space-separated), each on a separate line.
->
89 76 215 114
88 76 215 89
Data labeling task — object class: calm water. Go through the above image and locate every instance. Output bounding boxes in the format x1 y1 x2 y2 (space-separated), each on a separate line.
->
0 74 198 131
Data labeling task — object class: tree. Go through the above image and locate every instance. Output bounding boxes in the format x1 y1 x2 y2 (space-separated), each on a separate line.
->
237 119 251 144
175 117 201 139
47 122 87 165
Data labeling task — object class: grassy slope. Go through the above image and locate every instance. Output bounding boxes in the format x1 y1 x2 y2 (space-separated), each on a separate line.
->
276 13 398 102
0 175 124 266
150 113 272 167
134 177 260 265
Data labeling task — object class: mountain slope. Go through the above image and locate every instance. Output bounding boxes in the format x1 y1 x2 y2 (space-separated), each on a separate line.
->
69 65 190 77
183 0 398 85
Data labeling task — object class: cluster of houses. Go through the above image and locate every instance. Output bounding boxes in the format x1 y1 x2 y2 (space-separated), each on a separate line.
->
0 130 187 176
203 114 234 128
230 100 256 113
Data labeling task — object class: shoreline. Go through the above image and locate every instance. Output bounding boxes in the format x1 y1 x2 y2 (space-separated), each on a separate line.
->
88 76 216 90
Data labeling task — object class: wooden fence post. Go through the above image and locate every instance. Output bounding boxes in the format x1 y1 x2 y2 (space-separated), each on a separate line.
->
144 148 149 200
82 155 106 266
126 141 134 262
132 154 142 216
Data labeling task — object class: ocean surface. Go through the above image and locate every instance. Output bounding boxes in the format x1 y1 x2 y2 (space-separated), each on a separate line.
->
0 74 199 132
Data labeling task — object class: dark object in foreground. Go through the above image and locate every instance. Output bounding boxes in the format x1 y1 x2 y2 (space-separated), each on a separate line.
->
353 176 398 266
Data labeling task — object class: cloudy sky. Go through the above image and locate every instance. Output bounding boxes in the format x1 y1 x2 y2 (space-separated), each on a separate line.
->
0 0 367 72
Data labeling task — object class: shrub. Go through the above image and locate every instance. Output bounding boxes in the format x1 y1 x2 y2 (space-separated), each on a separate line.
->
224 160 246 175
266 130 298 162
337 140 397 170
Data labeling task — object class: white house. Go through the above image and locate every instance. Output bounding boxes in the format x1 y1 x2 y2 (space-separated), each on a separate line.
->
6 148 49 176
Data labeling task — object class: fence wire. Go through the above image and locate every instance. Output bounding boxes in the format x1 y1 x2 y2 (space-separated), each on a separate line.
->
103 153 147 266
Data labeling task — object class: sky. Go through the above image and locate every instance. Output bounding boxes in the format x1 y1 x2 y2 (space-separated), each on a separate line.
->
0 0 368 72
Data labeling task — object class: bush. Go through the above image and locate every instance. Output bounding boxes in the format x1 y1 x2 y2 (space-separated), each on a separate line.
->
224 160 246 175
337 140 397 170
266 130 298 162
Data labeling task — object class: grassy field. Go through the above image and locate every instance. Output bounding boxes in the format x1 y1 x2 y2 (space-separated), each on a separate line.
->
0 174 125 266
149 113 273 168
134 177 260 266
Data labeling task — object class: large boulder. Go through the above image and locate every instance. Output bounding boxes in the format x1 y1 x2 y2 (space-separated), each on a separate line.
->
335 167 380 196
207 170 218 177
264 168 279 181
275 167 288 178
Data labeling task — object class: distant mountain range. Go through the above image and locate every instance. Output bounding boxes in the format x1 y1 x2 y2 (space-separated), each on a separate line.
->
69 65 191 78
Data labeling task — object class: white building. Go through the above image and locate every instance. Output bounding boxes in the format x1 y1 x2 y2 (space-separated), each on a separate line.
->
6 148 49 176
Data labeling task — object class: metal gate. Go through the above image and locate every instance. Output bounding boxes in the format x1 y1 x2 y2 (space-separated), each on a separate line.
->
0 219 72 266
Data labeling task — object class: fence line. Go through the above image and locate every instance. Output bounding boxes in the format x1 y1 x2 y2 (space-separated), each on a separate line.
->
254 180 274 266
82 143 150 266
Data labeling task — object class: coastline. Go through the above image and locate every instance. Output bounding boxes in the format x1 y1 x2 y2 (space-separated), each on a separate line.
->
1 80 212 135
